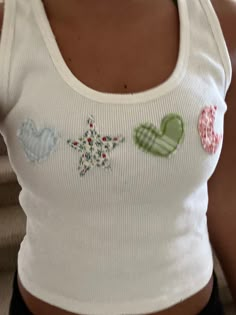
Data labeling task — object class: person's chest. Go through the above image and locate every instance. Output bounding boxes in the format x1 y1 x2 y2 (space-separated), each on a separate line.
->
2 0 228 186
43 1 180 94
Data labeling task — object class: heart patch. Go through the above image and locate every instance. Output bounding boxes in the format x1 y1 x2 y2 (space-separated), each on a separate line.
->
133 114 184 157
17 119 59 162
198 106 222 154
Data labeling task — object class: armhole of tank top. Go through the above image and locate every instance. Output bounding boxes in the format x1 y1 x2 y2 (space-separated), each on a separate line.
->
199 0 233 97
0 0 16 126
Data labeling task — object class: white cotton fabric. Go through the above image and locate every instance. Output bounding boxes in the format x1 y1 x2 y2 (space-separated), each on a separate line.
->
0 0 232 314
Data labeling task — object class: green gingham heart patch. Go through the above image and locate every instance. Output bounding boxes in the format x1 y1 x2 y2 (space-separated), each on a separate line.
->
133 114 184 157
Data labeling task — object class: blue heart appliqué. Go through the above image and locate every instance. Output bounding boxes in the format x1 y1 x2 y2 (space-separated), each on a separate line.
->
17 119 59 162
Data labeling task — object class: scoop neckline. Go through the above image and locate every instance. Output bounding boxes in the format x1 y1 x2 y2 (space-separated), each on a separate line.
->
32 0 190 105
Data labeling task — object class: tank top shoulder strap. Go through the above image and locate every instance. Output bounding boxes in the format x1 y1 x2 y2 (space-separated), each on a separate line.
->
186 0 232 96
0 0 233 128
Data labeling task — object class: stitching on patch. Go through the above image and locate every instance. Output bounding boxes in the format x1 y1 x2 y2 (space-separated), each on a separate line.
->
17 119 60 163
133 113 185 158
67 115 125 177
198 105 222 154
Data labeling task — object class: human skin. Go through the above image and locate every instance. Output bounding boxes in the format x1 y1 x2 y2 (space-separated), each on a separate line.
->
1 0 235 314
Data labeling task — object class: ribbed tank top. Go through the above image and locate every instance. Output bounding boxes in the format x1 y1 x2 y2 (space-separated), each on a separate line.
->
0 0 232 314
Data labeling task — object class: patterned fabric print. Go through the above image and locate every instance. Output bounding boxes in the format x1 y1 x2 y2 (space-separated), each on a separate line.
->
198 106 222 154
67 115 125 177
17 119 59 162
133 114 184 157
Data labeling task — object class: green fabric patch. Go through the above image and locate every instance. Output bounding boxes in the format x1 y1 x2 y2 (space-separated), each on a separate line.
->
133 114 184 157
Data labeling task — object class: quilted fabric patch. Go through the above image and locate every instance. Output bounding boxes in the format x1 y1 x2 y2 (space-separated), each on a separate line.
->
17 119 59 162
67 115 125 176
198 106 222 154
133 114 184 157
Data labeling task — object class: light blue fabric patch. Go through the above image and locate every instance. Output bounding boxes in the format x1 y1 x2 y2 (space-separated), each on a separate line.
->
17 119 59 162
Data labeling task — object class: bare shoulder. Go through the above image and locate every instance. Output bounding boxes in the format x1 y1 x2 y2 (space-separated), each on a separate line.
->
211 0 236 57
207 2 236 227
210 0 236 107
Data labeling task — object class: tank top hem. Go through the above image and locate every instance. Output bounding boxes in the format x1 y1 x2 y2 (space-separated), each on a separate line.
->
17 257 214 315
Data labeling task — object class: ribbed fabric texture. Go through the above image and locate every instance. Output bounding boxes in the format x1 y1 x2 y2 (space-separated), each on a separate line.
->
0 0 232 314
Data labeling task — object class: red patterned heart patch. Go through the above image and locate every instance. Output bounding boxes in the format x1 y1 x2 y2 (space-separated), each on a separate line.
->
198 106 222 154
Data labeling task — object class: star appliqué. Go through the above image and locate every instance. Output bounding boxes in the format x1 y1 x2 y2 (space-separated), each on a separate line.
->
67 115 125 176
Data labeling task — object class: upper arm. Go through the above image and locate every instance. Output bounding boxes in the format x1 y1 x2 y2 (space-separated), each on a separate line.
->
204 4 236 295
207 0 236 240
211 0 236 65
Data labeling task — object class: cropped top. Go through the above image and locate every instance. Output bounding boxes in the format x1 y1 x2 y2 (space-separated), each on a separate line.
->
0 0 232 314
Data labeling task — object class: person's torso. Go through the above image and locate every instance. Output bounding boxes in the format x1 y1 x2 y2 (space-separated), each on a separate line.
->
0 0 232 314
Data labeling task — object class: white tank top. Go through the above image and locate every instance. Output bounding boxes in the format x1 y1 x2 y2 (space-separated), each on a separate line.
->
0 0 232 314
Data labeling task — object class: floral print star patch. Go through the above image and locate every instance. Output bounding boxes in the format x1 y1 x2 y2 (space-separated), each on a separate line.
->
67 115 125 176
